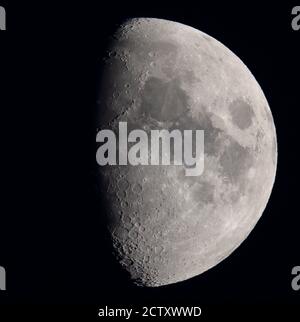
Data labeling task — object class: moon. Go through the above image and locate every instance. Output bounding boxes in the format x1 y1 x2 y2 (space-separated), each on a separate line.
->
96 18 277 287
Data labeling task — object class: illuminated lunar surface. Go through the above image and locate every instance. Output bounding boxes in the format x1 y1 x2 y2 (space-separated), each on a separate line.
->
96 18 277 287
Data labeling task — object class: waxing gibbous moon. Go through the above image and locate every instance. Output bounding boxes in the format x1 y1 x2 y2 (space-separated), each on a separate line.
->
96 18 277 287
